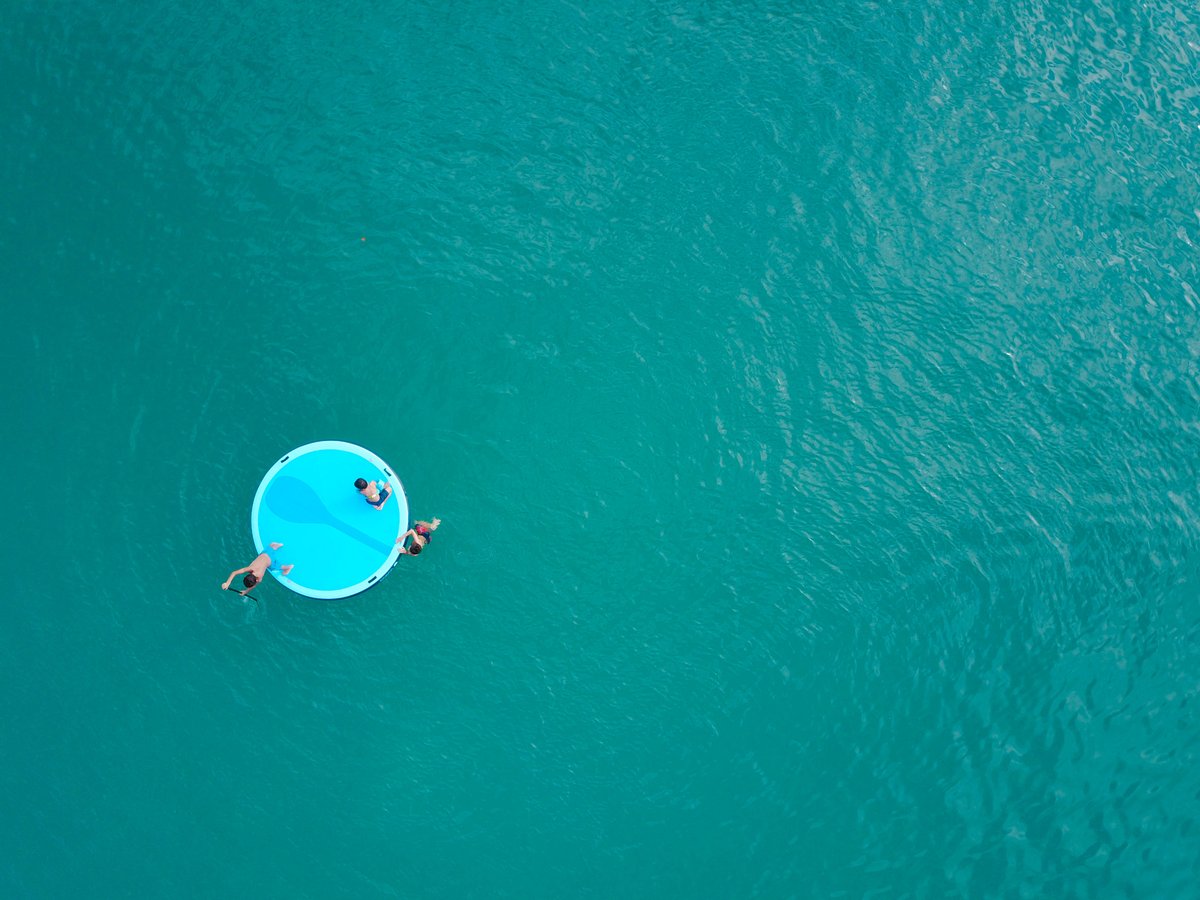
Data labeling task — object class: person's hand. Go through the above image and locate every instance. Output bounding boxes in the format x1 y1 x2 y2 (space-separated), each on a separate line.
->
221 581 230 590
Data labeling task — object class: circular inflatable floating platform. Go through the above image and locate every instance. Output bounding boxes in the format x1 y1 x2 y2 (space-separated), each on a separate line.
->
251 441 409 600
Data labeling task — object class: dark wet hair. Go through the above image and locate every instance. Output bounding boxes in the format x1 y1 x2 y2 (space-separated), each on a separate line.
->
354 478 368 490
243 573 259 588
408 542 422 555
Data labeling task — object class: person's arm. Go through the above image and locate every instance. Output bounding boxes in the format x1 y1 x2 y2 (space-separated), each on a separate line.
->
396 529 416 547
222 566 251 590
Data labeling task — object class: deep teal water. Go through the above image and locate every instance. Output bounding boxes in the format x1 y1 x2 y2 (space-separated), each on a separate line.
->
4 0 1200 896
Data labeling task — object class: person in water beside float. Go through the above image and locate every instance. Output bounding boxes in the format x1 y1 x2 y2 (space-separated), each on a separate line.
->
221 543 294 597
397 518 441 555
355 476 392 510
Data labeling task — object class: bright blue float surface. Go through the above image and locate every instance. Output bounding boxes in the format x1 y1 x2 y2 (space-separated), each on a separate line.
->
251 441 409 599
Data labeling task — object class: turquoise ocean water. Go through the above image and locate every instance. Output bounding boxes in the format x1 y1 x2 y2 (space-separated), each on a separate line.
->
4 1 1200 896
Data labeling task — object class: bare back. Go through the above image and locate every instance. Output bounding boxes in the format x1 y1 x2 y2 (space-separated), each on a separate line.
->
249 551 272 579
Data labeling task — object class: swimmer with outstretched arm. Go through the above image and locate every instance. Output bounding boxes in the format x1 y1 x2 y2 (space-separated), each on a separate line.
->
222 542 294 598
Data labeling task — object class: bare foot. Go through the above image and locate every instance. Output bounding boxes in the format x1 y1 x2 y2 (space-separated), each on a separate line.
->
281 564 294 575
270 542 284 550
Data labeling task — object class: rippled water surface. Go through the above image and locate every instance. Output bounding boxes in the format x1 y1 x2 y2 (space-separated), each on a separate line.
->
4 0 1200 896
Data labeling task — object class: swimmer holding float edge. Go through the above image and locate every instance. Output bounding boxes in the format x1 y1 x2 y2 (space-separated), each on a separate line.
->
397 518 441 555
